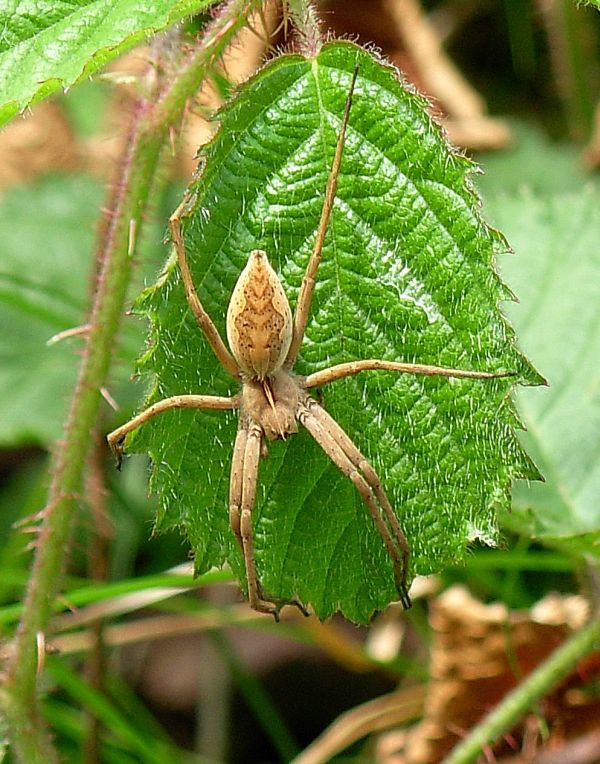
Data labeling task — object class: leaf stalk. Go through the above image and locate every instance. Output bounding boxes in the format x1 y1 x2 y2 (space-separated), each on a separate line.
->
285 0 323 55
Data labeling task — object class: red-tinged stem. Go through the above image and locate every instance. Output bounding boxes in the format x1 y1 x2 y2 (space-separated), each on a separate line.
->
286 0 323 55
2 3 261 761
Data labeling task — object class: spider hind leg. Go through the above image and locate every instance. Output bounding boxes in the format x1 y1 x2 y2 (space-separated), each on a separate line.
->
298 395 412 610
229 417 309 619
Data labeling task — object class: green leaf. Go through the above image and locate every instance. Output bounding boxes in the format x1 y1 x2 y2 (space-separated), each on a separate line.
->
46 658 185 764
487 188 600 548
476 121 596 198
127 41 541 622
0 0 216 128
0 176 153 447
0 177 98 446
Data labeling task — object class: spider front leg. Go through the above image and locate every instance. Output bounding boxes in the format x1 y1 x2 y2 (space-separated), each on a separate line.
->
284 66 359 368
107 394 238 467
298 395 411 609
169 200 239 377
304 359 514 389
229 417 309 620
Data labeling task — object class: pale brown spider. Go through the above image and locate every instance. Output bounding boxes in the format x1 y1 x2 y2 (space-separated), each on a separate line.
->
108 68 509 618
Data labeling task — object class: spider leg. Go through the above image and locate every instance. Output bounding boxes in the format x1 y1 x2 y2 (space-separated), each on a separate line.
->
298 396 411 609
229 420 248 555
304 359 514 389
170 201 240 377
285 66 359 368
229 417 309 620
107 394 238 467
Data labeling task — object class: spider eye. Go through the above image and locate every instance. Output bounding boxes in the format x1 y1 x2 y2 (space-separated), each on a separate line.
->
226 250 293 380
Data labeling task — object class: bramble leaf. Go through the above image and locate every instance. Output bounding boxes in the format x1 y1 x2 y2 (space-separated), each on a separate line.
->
487 189 600 554
128 41 541 622
0 0 216 128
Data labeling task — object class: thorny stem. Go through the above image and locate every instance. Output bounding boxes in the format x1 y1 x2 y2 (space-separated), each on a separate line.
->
441 614 600 764
3 2 262 761
82 434 112 764
286 0 322 55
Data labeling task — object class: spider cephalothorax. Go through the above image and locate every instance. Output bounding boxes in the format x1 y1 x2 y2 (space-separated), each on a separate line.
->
108 68 509 618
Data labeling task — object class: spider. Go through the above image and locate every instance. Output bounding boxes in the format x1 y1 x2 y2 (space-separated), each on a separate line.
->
108 67 510 619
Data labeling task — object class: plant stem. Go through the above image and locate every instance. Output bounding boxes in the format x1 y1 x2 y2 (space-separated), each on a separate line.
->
82 434 111 764
539 0 598 141
441 614 600 764
209 630 301 761
3 3 261 761
286 0 322 55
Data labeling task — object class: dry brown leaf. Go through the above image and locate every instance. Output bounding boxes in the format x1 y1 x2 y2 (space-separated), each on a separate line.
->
0 102 78 189
388 586 597 764
319 0 510 151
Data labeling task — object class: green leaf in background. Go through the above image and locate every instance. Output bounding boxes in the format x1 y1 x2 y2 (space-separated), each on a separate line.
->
487 188 600 551
0 0 217 128
476 121 597 198
0 177 98 446
0 176 151 448
127 41 541 622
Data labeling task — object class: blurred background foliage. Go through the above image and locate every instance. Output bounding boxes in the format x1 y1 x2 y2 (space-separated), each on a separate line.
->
1 1 600 762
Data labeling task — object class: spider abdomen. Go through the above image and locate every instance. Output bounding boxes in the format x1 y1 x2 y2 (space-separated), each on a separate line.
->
226 250 293 380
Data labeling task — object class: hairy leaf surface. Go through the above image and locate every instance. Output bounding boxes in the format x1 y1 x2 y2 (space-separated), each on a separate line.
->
0 0 215 127
130 42 541 622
